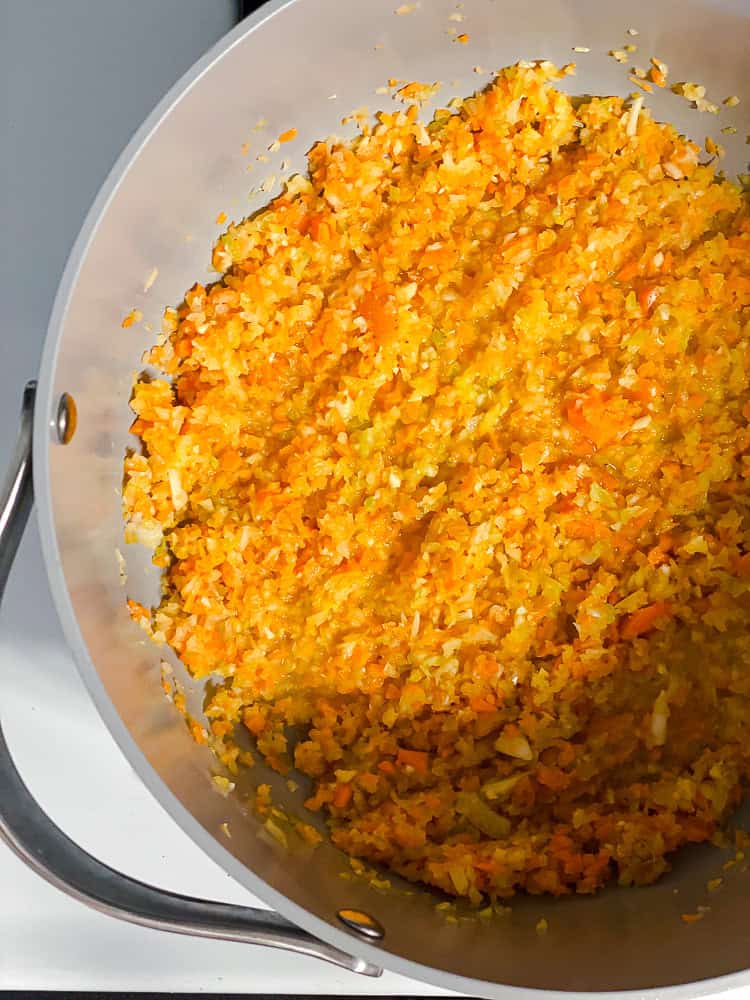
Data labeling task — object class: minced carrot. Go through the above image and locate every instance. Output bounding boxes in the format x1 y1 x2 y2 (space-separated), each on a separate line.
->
621 602 671 639
638 285 660 314
333 783 353 808
469 695 497 713
397 748 429 774
189 718 207 744
126 598 150 625
125 61 750 905
121 308 142 329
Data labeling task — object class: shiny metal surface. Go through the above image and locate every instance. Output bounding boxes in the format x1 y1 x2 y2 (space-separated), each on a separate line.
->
20 0 750 995
0 383 35 607
0 716 378 977
56 393 77 446
0 384 378 978
337 910 386 942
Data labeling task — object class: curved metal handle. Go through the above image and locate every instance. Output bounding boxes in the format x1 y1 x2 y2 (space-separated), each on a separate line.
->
0 382 380 978
0 381 35 607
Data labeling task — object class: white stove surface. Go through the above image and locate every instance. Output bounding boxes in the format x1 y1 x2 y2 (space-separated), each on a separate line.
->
0 1 448 991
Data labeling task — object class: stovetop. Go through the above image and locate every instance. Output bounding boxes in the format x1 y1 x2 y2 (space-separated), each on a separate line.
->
0 1 446 992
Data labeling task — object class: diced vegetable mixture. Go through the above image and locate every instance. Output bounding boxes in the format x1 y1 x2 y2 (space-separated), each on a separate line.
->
125 62 750 902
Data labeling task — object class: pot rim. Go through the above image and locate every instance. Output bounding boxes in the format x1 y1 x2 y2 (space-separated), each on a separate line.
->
30 3 750 996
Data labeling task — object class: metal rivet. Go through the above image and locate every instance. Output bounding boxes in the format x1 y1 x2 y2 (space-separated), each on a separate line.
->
56 393 77 445
336 908 384 940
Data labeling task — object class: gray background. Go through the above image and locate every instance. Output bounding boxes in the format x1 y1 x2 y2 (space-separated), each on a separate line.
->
0 0 236 478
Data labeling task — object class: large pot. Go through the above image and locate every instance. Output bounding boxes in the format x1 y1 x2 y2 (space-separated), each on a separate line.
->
2 1 749 995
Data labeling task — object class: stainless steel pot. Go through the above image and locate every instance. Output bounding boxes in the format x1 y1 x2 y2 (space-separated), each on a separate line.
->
1 1 749 995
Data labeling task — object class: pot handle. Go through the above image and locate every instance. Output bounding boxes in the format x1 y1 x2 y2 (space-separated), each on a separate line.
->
0 382 380 978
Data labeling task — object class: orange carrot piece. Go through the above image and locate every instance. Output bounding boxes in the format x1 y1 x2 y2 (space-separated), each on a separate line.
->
121 308 142 329
397 748 429 773
638 285 659 314
621 601 671 640
537 765 571 791
189 718 207 744
469 695 497 713
127 598 150 623
333 782 353 808
617 261 639 283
